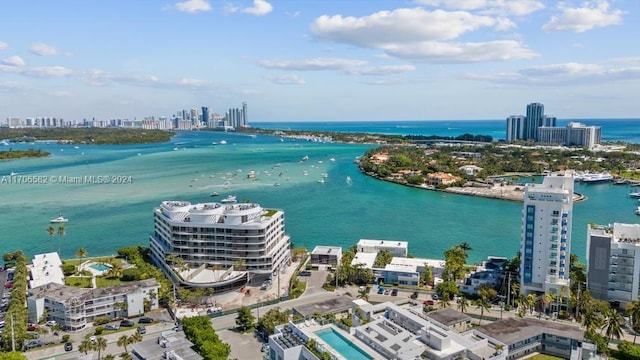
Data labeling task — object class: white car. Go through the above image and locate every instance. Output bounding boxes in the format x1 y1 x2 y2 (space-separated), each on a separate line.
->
89 335 97 342
45 320 57 327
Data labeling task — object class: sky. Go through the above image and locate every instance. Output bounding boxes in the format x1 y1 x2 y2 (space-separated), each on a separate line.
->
0 0 639 122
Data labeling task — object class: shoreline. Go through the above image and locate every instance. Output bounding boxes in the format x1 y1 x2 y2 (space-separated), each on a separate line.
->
359 166 587 203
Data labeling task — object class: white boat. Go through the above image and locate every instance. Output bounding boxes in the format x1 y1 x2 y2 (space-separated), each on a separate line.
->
636 207 640 215
317 179 325 183
273 183 280 187
303 170 308 176
346 176 352 184
210 192 219 197
220 140 227 145
581 172 613 183
329 158 336 162
630 192 640 198
301 155 309 161
0 140 8 146
221 195 237 204
173 147 178 151
50 215 68 223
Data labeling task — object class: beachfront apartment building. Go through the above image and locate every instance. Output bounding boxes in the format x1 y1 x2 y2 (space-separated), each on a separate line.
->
27 279 159 331
506 103 557 142
309 246 342 267
538 122 602 149
587 222 640 307
149 201 291 292
357 239 408 257
520 172 574 296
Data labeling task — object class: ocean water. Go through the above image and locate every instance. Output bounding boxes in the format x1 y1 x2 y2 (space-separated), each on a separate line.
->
1 120 639 264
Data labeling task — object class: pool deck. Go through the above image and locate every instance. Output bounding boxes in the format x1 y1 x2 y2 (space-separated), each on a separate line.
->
303 323 381 360
79 261 112 276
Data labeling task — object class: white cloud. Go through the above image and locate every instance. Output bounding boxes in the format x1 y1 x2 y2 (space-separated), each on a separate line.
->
0 41 7 51
543 1 623 33
465 61 640 85
23 66 73 77
346 65 416 76
242 0 272 16
175 0 211 13
30 43 60 56
264 74 306 85
2 55 25 67
258 58 368 71
311 8 499 47
384 40 537 63
416 0 545 16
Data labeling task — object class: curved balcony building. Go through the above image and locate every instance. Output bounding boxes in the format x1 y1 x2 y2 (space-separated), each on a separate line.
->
149 200 291 293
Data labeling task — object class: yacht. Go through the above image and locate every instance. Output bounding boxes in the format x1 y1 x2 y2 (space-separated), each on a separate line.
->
220 140 227 145
221 195 237 204
50 215 69 223
317 179 325 184
630 192 640 198
210 192 219 197
0 140 8 146
580 172 613 183
329 158 336 162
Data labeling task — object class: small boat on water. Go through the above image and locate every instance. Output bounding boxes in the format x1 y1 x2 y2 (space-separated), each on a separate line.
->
317 179 325 183
329 158 336 162
221 195 237 204
636 206 640 215
210 192 219 197
346 176 352 184
220 140 227 145
50 215 69 223
613 178 630 185
273 183 280 187
630 192 640 198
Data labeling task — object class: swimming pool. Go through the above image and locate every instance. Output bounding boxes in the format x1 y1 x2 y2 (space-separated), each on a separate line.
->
315 328 372 360
90 263 110 272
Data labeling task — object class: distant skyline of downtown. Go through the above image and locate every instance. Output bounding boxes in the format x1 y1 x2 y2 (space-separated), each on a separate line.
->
1 1 639 122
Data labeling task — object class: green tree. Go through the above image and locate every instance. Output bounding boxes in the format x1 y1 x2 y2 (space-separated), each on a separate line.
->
357 286 370 302
57 226 66 254
120 353 133 360
257 308 290 336
235 306 255 332
457 297 469 313
421 265 433 287
626 300 640 344
46 226 56 252
94 336 108 360
76 247 87 262
602 309 625 343
374 250 393 267
117 335 131 353
79 339 92 355
475 284 496 325
0 352 28 360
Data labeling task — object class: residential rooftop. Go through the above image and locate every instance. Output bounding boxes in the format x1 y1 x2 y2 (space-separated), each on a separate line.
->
478 318 584 346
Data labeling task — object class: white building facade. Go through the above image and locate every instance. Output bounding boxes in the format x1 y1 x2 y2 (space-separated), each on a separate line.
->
587 223 640 307
149 201 291 292
357 239 408 257
520 172 574 295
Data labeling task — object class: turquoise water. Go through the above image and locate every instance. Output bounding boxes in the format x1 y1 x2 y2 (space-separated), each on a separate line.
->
90 263 110 272
1 123 639 264
315 328 372 360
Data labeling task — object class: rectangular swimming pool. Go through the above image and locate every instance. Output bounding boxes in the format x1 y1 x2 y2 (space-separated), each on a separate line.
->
90 263 110 272
315 328 372 360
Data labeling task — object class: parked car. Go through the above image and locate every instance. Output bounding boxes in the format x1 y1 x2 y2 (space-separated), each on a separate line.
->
137 326 146 334
431 294 439 300
138 316 154 324
299 270 312 276
89 336 97 343
377 287 385 294
391 289 398 296
25 339 42 350
105 324 120 331
120 319 135 327
423 300 435 306
45 320 57 327
64 342 73 351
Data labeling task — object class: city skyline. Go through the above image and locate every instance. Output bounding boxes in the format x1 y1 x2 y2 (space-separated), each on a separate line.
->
0 1 639 122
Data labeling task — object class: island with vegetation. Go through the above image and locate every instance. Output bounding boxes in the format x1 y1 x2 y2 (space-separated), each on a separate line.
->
0 128 174 145
0 148 50 160
358 142 640 201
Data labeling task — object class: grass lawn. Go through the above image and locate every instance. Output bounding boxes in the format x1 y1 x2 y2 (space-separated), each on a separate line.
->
525 354 564 360
95 276 123 288
65 276 92 288
64 256 121 267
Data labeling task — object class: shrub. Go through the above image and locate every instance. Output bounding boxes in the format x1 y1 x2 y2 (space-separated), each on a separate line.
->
94 326 104 335
122 268 142 281
93 316 111 326
61 334 70 343
62 264 76 276
503 304 511 312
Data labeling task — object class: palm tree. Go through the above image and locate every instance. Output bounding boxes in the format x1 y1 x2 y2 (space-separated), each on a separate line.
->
57 226 66 254
79 339 92 355
459 242 473 252
357 286 369 302
602 309 625 343
46 226 56 252
474 297 491 325
95 336 108 360
76 247 87 263
626 300 640 344
117 335 130 353
120 353 133 360
129 331 143 345
457 297 469 313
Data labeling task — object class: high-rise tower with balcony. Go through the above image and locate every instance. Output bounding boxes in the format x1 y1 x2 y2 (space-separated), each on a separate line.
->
520 172 574 296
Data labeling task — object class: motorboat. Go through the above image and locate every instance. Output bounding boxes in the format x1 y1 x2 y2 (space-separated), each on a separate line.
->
630 192 640 198
221 195 237 204
317 179 325 183
210 192 219 197
329 158 336 162
636 206 640 215
220 140 227 145
50 215 69 223
346 176 352 184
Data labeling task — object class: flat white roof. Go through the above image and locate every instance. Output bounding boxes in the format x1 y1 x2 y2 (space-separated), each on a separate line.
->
311 246 342 255
389 257 446 269
384 263 417 272
351 252 377 269
358 239 408 248
29 252 65 289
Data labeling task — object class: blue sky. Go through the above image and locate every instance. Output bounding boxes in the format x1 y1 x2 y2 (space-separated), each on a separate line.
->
0 0 638 122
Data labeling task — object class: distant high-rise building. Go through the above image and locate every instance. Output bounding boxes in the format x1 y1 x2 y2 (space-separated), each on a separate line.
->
525 102 544 140
506 115 526 142
537 122 602 149
242 102 248 126
520 172 574 297
201 106 209 126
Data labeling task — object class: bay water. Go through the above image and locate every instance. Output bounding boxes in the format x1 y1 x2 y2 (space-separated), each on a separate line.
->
1 119 639 264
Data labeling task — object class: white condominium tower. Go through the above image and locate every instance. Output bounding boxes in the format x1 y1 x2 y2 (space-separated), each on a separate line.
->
149 200 291 292
520 172 574 295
